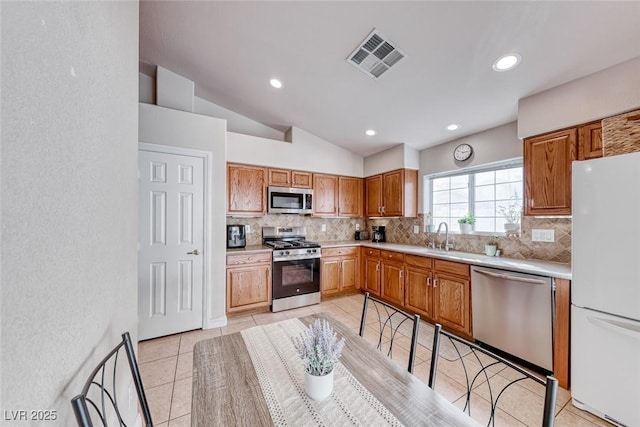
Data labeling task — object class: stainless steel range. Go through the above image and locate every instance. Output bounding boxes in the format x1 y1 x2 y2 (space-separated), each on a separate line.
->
263 226 321 312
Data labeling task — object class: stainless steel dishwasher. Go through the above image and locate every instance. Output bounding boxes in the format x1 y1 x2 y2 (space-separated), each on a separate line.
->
471 266 554 371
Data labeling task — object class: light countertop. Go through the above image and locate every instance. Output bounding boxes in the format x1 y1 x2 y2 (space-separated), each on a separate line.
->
318 240 571 280
226 245 271 255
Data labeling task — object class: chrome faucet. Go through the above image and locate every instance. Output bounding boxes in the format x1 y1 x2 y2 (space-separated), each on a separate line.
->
436 222 454 251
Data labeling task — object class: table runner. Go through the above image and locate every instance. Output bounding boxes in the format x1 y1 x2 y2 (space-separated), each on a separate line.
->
241 318 404 427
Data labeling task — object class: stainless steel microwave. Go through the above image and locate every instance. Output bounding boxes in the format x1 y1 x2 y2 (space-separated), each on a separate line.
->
268 186 313 214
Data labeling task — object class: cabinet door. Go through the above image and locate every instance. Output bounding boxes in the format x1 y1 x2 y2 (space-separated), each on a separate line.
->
268 168 291 187
313 174 339 216
292 171 313 189
365 175 383 217
226 265 271 312
405 266 433 319
340 255 358 292
321 257 341 296
578 122 603 160
227 164 267 215
381 261 404 306
382 170 403 216
433 272 470 336
524 129 576 216
364 257 381 296
338 176 363 217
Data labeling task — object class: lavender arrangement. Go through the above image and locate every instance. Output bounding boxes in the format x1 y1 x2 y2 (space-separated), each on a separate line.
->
292 319 345 376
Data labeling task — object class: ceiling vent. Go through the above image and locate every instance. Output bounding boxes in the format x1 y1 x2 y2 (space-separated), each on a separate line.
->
347 29 406 79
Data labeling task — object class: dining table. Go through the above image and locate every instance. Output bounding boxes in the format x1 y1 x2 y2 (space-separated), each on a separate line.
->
192 312 480 426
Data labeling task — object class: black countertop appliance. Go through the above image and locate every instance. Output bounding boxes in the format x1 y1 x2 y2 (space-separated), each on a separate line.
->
227 224 246 248
371 225 386 243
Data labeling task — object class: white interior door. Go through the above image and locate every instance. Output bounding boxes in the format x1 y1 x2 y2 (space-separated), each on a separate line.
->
138 149 204 340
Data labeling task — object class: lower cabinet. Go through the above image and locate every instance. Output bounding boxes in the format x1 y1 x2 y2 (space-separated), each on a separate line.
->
321 247 359 296
362 249 472 338
226 252 272 313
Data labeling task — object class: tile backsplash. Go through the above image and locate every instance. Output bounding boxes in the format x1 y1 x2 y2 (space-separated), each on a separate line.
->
228 214 571 264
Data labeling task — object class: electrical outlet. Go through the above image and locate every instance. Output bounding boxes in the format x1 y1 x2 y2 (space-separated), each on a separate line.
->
245 224 251 233
413 225 420 234
321 224 327 232
532 229 555 242
355 224 361 231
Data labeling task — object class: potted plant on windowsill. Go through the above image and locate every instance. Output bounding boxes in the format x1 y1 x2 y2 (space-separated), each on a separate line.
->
292 318 345 401
498 196 522 233
458 213 475 234
485 235 498 256
426 212 435 232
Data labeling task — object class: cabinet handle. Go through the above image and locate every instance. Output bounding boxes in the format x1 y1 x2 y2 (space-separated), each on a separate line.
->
399 270 403 278
427 277 431 286
376 263 380 272
433 278 438 288
382 206 386 213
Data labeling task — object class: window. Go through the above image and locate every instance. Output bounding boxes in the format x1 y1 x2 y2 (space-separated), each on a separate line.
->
426 161 523 233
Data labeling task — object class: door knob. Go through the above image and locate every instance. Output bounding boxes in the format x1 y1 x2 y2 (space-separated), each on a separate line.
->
187 249 200 255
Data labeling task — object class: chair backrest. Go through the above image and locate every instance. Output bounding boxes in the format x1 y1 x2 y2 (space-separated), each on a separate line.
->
359 292 420 373
428 323 558 427
71 332 153 427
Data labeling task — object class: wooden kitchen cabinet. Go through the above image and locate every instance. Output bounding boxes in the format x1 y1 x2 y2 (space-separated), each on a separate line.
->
362 248 381 297
380 250 405 306
338 176 363 217
365 169 418 217
433 259 471 336
268 168 313 188
226 252 272 313
524 129 576 216
227 163 267 215
404 255 434 319
313 173 339 216
320 247 359 296
578 121 603 160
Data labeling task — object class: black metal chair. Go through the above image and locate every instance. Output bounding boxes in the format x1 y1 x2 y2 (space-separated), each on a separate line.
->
428 323 558 427
71 332 153 427
359 292 420 373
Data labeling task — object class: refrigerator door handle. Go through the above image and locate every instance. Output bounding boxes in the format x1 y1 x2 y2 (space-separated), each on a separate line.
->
473 267 548 285
588 315 640 341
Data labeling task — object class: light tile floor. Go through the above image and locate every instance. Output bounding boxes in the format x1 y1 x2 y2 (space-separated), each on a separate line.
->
138 294 613 427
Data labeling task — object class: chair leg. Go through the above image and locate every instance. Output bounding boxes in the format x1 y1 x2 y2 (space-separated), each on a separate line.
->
408 314 420 374
542 376 558 427
123 332 153 426
359 292 370 337
71 396 93 427
428 324 442 389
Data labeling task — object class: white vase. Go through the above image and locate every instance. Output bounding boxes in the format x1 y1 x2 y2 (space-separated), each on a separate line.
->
485 245 497 256
304 370 334 401
459 223 472 234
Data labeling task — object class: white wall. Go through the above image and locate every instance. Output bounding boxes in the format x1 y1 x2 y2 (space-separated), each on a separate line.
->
138 104 228 328
227 128 364 177
419 122 522 211
1 2 139 424
363 144 420 177
518 57 640 138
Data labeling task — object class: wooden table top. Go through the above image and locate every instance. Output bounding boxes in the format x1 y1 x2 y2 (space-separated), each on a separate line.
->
192 312 479 426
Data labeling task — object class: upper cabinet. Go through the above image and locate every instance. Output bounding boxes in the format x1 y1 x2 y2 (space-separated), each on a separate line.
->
365 169 418 217
268 168 313 189
313 174 363 217
227 163 267 215
578 121 603 160
524 129 577 216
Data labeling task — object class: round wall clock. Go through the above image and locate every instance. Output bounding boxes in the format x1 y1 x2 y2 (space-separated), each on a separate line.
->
454 143 473 161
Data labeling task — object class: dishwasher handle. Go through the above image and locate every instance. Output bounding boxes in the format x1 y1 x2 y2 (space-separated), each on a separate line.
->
472 267 548 285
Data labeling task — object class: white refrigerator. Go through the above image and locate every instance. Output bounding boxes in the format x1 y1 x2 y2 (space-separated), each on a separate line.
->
572 152 640 427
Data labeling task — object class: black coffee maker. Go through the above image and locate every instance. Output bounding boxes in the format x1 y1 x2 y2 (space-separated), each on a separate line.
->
371 225 386 243
227 225 246 248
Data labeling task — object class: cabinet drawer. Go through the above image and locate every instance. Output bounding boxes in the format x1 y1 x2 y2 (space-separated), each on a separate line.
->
226 252 272 266
381 250 405 263
405 254 432 269
362 248 380 258
323 246 359 257
434 259 469 277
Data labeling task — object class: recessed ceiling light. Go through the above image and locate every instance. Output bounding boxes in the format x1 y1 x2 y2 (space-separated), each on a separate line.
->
492 53 521 72
446 124 460 131
270 78 282 88
365 129 376 136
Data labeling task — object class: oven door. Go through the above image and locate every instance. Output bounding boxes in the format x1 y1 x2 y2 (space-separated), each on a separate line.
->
272 257 320 299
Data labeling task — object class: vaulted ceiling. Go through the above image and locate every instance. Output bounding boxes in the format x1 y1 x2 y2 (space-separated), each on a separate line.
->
140 1 640 156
